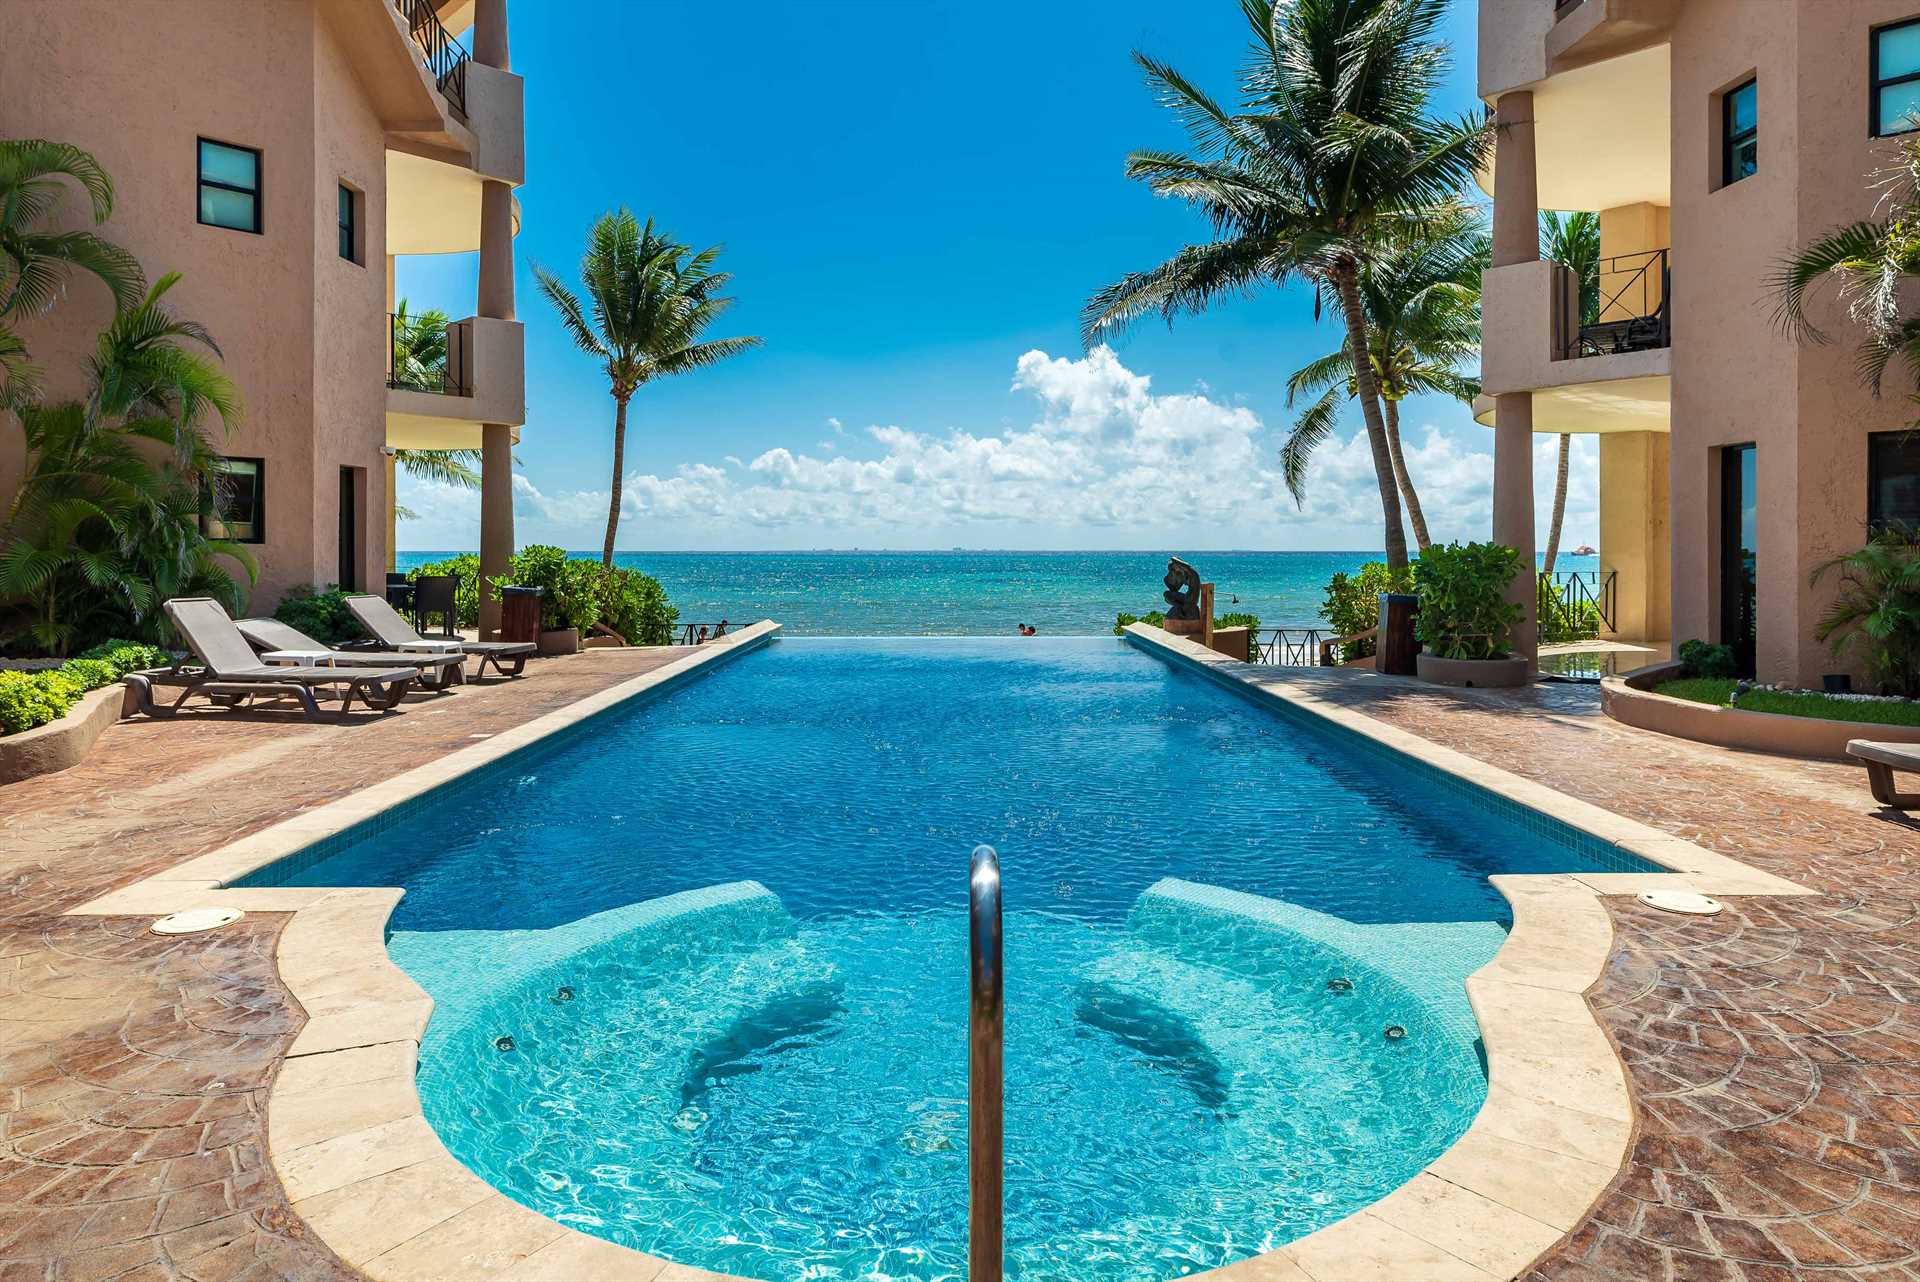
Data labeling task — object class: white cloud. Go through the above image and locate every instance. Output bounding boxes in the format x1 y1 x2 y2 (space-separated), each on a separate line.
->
395 348 1599 552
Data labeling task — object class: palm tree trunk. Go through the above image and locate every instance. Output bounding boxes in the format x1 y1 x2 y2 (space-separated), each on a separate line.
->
603 396 628 567
1382 400 1430 552
1543 433 1570 573
1329 263 1409 569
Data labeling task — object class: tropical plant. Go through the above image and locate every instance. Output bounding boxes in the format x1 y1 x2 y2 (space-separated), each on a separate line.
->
1081 0 1489 570
0 140 144 407
599 566 678 646
1113 608 1261 635
1676 637 1738 680
1412 541 1524 661
534 211 762 564
0 638 166 735
0 276 251 655
1321 561 1413 659
1811 530 1920 697
1280 204 1486 549
497 544 604 634
272 585 362 646
1537 211 1600 572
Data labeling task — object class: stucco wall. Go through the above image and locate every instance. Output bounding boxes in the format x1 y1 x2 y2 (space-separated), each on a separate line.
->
1 0 389 612
1663 1 1920 687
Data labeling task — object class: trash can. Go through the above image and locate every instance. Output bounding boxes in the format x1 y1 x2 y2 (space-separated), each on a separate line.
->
1377 592 1420 676
499 585 544 645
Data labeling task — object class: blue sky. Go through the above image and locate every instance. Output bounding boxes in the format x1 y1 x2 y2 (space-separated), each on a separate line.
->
397 0 1596 553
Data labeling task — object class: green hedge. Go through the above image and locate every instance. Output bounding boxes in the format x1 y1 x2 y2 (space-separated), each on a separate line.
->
272 585 363 645
0 638 169 735
1321 562 1412 661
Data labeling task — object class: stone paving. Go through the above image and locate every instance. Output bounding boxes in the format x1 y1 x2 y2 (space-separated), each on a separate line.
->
1 651 1917 1280
0 649 689 1282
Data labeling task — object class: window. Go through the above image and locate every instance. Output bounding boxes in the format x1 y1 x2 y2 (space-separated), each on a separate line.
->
1874 19 1920 135
1870 430 1920 532
1722 79 1757 186
1720 444 1758 679
338 183 360 263
203 457 265 544
197 138 261 233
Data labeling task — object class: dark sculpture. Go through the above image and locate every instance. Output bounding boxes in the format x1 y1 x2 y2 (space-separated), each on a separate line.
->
1163 557 1202 620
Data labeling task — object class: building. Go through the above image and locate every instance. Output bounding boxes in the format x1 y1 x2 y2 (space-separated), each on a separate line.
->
0 0 525 634
1478 0 1920 685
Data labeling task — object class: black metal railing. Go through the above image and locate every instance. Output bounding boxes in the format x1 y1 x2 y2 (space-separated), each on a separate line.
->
1552 0 1585 19
388 312 468 395
674 622 736 645
1538 569 1617 636
395 0 469 116
1252 627 1338 666
1555 249 1670 358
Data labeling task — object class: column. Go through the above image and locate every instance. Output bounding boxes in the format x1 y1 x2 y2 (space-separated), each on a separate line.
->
1491 92 1539 665
473 0 515 639
1598 432 1671 643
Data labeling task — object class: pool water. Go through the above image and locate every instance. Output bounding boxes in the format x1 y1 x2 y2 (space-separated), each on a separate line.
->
248 638 1644 1281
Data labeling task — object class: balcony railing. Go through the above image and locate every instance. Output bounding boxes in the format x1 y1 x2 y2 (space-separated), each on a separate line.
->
1554 249 1670 359
394 0 469 117
388 312 468 396
1539 569 1617 637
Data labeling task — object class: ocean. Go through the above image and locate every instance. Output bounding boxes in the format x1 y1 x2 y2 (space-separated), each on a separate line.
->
394 550 1603 637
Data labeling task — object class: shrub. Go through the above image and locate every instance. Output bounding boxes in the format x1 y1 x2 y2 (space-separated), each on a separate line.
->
410 554 482 628
1538 595 1603 645
76 638 171 676
1676 638 1737 679
273 585 362 645
56 657 117 690
1321 562 1412 660
1413 542 1524 661
1811 530 1920 697
0 668 83 735
1114 611 1167 634
600 567 678 645
1215 610 1262 634
1113 609 1260 636
499 545 602 634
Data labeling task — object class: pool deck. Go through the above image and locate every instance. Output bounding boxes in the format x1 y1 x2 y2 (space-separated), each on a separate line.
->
3 637 1919 1280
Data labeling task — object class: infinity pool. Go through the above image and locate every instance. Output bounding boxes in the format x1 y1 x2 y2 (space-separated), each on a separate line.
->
247 637 1646 1281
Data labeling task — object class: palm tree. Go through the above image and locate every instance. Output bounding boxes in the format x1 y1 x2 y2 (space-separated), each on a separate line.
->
1811 530 1920 697
1537 211 1600 573
1771 136 1920 397
534 211 761 564
1082 0 1489 570
0 140 144 406
0 274 250 653
1279 206 1485 550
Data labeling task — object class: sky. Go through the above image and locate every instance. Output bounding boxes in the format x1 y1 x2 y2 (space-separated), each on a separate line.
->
396 0 1596 554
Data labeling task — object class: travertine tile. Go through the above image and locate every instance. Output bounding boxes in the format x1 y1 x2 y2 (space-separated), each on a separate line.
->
292 1157 497 1266
361 1195 567 1281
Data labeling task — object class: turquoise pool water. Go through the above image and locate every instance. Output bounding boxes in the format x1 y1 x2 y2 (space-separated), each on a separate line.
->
247 638 1647 1281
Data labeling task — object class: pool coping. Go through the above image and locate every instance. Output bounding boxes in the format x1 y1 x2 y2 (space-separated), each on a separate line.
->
62 621 1811 1282
1125 624 1813 1282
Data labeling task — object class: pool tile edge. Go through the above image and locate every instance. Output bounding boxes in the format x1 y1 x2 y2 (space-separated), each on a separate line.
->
1124 625 1812 1282
62 628 781 1282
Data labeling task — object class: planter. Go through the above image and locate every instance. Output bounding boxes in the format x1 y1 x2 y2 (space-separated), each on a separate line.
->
1604 661 1920 760
1415 652 1531 688
0 684 131 784
537 628 581 656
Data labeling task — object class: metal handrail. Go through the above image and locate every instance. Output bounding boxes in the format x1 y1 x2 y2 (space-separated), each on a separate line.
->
388 312 468 395
1553 249 1671 359
969 843 1003 1282
1538 569 1618 635
394 0 470 116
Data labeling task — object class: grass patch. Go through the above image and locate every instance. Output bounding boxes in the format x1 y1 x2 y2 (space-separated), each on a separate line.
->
1654 678 1920 727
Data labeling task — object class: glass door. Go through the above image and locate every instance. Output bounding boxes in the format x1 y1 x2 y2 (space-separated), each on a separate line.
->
1719 444 1757 677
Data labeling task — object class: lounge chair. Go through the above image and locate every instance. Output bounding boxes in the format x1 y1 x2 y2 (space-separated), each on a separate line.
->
1846 739 1920 809
234 617 466 691
124 598 420 719
343 593 534 679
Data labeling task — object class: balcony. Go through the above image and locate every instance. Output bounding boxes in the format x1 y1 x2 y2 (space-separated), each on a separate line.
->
1478 255 1671 434
385 310 524 449
1558 249 1670 359
394 0 469 118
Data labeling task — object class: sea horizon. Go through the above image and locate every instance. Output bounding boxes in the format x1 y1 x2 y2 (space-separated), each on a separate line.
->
394 548 1600 637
